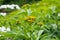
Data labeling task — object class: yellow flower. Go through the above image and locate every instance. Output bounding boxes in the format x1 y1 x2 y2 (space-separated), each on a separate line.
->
25 16 36 22
25 16 36 19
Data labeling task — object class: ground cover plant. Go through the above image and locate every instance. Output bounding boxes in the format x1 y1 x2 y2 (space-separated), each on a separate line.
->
0 0 60 40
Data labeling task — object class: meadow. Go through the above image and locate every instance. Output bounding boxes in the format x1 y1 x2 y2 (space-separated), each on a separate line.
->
0 0 60 40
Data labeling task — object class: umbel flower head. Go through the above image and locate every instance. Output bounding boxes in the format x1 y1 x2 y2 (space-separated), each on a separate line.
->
25 16 36 22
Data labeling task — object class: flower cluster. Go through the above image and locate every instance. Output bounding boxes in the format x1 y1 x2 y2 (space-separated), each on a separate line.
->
0 12 7 16
0 26 11 32
25 16 36 22
0 4 20 9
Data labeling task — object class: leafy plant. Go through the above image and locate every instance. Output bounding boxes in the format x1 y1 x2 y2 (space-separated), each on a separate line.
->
0 0 60 40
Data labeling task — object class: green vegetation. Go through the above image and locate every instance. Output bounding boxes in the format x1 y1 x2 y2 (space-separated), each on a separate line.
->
0 0 60 40
0 0 41 6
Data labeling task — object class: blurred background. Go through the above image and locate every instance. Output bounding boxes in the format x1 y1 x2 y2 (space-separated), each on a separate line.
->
0 0 41 6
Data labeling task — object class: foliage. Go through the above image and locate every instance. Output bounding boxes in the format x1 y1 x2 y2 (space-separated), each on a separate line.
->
0 0 3 5
0 0 41 6
0 0 60 40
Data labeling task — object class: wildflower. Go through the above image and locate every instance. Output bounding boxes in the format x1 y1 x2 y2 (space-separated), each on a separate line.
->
0 26 11 32
0 4 20 10
11 4 16 7
7 4 15 9
25 16 36 22
7 5 14 9
15 5 20 9
25 16 36 20
0 26 6 32
28 20 33 22
0 12 7 16
0 5 7 9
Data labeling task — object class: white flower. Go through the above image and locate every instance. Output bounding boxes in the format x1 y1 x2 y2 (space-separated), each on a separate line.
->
9 6 14 9
0 4 20 10
0 26 6 32
0 12 7 16
0 5 7 9
11 4 16 6
0 26 11 32
6 27 11 31
7 5 14 9
15 5 20 9
6 4 10 7
58 13 60 16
